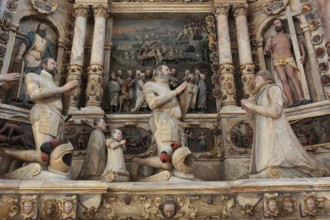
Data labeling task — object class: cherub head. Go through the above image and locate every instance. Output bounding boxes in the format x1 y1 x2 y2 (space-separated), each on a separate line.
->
158 200 180 219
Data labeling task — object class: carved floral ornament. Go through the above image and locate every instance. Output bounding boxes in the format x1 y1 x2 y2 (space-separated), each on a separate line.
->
73 4 90 17
213 4 230 16
31 0 57 14
233 4 248 17
93 4 110 18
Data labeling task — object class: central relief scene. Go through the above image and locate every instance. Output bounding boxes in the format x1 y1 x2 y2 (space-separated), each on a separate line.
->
108 16 216 114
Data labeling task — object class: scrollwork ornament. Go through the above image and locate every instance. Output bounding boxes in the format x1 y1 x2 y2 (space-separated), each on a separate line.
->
73 4 90 17
233 4 248 17
0 196 19 219
267 167 280 178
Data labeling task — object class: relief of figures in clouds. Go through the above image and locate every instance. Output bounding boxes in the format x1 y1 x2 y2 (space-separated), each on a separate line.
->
110 18 217 113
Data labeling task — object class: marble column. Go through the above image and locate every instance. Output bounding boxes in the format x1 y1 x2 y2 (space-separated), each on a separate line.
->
214 4 237 107
233 4 255 99
85 4 109 108
67 4 90 109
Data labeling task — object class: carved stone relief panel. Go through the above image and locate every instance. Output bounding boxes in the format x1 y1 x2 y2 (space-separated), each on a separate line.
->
110 15 216 113
0 119 35 150
291 115 330 148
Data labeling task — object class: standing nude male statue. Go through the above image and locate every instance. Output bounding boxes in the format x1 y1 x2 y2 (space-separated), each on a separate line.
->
264 18 310 107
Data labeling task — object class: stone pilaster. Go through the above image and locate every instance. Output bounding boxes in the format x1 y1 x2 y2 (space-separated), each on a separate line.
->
214 4 237 107
68 4 90 109
233 4 255 99
85 4 109 108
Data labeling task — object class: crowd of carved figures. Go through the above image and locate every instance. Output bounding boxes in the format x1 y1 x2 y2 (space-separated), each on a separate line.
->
108 68 208 114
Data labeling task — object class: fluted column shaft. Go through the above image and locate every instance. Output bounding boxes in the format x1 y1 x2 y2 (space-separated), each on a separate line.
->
68 4 89 109
233 4 255 99
85 4 109 108
214 4 237 107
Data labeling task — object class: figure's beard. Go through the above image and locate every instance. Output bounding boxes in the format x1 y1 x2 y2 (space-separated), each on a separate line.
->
157 73 170 81
275 25 283 32
45 67 57 76
37 29 47 38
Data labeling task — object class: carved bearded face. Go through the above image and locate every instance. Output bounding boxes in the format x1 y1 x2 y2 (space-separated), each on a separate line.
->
274 19 284 32
36 23 47 38
283 201 294 214
97 118 107 132
45 58 58 76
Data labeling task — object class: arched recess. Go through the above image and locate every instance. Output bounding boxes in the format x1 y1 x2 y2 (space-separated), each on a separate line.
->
9 11 66 83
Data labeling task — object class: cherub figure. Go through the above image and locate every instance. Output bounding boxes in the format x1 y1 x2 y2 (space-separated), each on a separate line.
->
264 193 279 217
61 196 77 220
21 196 38 220
158 200 180 219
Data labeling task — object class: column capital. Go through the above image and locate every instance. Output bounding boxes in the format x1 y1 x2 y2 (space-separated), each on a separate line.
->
233 3 248 17
213 4 230 16
73 4 90 17
92 4 110 18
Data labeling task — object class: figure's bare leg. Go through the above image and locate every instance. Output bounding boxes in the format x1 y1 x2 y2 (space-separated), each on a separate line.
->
275 66 294 105
131 156 172 181
284 64 305 101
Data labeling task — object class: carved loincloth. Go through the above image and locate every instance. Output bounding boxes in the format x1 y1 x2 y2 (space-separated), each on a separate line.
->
272 56 301 79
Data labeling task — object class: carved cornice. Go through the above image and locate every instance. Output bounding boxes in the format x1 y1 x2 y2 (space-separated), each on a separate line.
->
92 4 110 18
73 4 90 17
233 3 248 17
213 4 230 16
